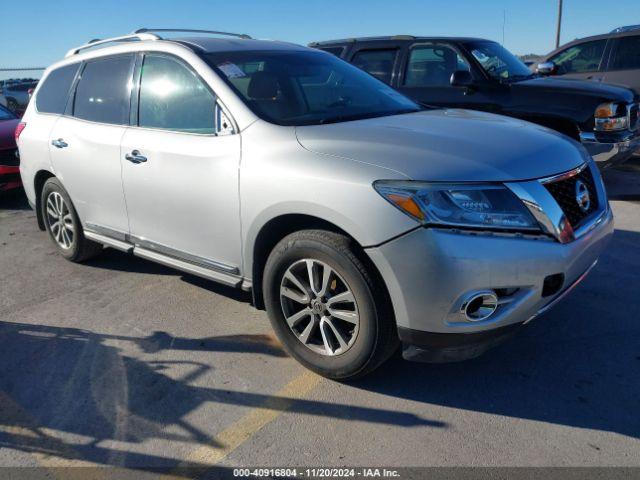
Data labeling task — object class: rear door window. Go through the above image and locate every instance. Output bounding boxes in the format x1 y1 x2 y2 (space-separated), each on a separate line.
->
610 35 640 70
318 47 345 57
73 55 133 125
351 49 398 84
548 39 607 74
36 63 80 114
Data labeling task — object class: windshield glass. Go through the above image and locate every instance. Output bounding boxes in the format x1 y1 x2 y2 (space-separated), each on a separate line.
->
0 105 16 120
201 50 420 126
464 41 533 81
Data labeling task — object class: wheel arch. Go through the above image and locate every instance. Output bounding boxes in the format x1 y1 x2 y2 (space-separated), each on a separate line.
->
249 213 392 316
33 169 56 231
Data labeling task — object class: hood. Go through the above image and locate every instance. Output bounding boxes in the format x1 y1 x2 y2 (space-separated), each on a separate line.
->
0 118 19 150
295 110 586 182
514 76 636 103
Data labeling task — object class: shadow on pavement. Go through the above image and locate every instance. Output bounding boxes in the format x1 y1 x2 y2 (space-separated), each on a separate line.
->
356 228 640 440
0 320 442 472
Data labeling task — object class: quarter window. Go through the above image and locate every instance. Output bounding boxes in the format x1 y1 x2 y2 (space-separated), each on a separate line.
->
405 45 470 86
351 49 397 84
610 36 640 70
138 54 216 134
36 63 80 114
73 56 133 124
549 40 607 74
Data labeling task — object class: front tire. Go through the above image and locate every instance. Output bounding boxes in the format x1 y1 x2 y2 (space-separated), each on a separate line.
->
41 178 102 262
263 230 398 380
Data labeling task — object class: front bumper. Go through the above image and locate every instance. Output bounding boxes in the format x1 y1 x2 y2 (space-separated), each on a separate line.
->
366 206 614 361
580 130 640 168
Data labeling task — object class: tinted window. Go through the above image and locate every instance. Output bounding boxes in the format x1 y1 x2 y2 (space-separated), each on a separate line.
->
138 55 216 134
202 50 419 126
549 40 607 74
319 47 344 57
351 49 397 84
73 56 132 124
36 63 80 114
405 45 470 86
610 35 640 70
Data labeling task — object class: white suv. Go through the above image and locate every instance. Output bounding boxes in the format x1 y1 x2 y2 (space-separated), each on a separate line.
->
17 29 613 379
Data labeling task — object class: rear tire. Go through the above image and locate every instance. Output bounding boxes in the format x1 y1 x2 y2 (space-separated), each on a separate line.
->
41 178 102 262
263 229 398 380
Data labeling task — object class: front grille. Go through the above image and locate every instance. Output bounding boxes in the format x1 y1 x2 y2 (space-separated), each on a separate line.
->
0 148 19 167
543 166 599 228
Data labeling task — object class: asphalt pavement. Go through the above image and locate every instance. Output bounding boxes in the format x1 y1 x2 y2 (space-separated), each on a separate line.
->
0 163 639 477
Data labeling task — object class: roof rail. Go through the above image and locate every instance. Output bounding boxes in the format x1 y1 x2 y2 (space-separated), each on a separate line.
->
65 32 160 57
611 24 640 33
134 28 252 40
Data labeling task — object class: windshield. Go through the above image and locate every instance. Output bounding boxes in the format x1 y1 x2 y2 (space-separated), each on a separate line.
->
464 41 533 81
0 105 16 120
201 50 420 126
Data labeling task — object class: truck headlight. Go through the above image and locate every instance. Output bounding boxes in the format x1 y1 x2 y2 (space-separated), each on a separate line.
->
374 181 540 231
594 102 629 131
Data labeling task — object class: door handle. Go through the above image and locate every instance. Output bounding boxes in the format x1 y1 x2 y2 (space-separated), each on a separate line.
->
124 150 147 164
51 138 68 149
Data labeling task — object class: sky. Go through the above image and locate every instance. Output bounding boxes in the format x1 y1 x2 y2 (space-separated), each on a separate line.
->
1 0 638 80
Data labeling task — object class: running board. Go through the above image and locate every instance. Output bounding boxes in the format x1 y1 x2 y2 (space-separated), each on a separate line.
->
84 231 133 253
133 246 242 287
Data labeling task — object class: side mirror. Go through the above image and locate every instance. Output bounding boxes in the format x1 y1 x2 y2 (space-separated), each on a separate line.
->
450 70 474 87
536 61 556 76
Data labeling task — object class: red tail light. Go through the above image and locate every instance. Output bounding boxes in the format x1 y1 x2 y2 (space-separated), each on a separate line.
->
15 122 26 141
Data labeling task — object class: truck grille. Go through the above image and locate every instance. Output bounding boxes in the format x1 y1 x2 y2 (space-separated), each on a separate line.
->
543 166 599 229
0 148 19 167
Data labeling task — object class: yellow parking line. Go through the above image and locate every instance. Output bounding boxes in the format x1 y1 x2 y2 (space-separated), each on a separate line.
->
171 370 323 472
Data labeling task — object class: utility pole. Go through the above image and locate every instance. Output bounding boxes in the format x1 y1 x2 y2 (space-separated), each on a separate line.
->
555 0 563 48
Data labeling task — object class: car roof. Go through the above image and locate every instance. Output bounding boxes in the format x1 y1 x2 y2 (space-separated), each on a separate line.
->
309 35 490 46
170 36 309 53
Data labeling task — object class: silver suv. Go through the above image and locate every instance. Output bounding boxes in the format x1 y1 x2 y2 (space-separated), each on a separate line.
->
17 29 614 379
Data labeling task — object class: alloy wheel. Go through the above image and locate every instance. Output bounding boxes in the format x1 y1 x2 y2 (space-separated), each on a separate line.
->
45 191 74 249
280 259 360 356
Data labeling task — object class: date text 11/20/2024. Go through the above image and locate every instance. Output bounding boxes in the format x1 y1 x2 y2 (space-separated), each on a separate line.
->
233 468 401 478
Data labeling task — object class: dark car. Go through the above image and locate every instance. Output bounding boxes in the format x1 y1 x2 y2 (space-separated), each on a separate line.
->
538 25 640 94
309 35 640 168
3 81 38 115
0 104 21 192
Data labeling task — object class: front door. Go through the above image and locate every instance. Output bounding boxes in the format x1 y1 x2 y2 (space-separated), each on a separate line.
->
120 53 242 272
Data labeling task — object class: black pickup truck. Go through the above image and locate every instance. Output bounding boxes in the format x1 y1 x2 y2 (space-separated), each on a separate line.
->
309 36 640 168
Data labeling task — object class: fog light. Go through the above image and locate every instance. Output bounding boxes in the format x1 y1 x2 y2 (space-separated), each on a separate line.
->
461 291 499 322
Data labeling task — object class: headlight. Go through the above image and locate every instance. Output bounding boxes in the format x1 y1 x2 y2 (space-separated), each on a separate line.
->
594 102 629 132
374 181 540 231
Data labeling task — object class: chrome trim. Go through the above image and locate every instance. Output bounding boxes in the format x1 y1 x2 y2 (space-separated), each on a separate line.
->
525 259 599 324
538 162 588 185
505 180 573 243
84 231 132 253
128 235 239 274
84 223 240 275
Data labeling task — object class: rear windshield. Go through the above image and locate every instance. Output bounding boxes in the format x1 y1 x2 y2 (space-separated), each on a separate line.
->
201 50 419 126
36 63 80 114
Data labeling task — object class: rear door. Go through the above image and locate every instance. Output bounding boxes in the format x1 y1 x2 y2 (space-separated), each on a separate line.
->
48 54 133 235
601 34 640 92
120 53 242 273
